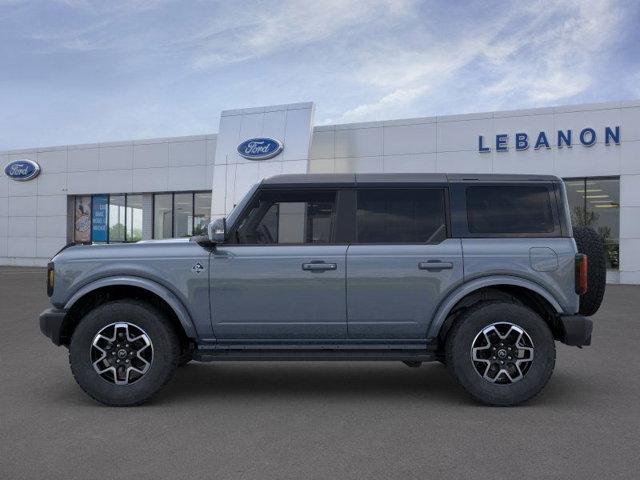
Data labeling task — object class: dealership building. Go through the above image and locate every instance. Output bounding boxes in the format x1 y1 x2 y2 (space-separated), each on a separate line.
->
1 100 639 283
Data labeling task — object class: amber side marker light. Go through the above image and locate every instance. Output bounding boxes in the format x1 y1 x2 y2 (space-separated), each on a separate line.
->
47 262 55 297
575 254 588 295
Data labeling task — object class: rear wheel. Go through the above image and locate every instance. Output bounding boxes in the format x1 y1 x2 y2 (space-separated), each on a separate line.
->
445 301 555 406
69 300 180 406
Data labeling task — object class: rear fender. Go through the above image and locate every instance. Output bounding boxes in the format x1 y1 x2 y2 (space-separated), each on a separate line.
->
427 275 563 339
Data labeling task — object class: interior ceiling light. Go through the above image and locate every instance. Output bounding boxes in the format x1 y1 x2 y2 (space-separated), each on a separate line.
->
586 195 609 199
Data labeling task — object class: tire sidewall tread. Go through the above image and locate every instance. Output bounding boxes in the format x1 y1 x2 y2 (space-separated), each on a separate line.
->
69 299 180 406
445 301 556 406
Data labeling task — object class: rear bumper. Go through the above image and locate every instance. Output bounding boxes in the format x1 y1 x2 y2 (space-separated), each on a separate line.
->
39 308 67 346
559 314 593 347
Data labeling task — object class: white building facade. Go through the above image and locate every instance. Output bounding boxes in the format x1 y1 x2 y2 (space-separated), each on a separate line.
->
2 100 639 283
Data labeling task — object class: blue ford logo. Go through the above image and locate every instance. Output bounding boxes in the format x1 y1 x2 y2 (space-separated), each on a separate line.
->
237 137 283 160
4 159 41 181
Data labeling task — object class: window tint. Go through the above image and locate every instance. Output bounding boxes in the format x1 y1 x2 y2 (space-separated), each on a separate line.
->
236 190 336 244
356 189 446 243
466 186 555 234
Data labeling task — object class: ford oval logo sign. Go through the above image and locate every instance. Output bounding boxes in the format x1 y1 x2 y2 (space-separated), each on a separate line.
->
237 137 283 160
4 159 41 181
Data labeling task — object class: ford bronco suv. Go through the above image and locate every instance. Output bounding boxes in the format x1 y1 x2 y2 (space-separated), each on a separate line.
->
39 174 605 406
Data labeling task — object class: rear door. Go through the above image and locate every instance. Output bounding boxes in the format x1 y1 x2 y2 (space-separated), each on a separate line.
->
346 187 463 339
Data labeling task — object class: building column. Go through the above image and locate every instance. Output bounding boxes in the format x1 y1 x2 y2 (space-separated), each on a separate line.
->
142 193 153 240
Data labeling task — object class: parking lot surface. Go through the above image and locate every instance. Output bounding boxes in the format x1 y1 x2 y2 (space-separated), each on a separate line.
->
1 266 639 479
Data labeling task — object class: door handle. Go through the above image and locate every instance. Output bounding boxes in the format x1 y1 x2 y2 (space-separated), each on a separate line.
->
418 261 454 271
302 262 337 272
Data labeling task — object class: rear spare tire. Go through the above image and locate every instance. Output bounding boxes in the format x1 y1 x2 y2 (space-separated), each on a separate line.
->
573 226 606 316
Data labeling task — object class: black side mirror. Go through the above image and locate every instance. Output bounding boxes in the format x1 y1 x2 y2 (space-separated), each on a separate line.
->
208 217 226 243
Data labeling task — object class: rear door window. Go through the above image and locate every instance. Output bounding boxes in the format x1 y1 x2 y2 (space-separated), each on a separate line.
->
356 189 447 243
466 185 556 234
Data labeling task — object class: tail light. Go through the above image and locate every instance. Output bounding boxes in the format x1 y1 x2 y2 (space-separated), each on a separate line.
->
47 262 55 297
575 254 588 295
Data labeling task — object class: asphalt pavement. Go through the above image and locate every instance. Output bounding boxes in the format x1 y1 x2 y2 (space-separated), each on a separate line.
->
0 266 638 479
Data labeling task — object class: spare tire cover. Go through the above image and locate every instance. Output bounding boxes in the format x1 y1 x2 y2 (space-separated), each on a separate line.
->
573 226 606 316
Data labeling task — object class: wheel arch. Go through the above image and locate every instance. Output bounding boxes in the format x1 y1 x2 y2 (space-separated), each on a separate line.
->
59 276 197 346
429 276 564 343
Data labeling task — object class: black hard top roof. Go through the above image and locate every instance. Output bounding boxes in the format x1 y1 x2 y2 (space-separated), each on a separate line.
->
261 173 560 188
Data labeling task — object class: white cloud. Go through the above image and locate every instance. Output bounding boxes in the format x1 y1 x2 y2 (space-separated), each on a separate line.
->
334 0 625 122
191 0 413 69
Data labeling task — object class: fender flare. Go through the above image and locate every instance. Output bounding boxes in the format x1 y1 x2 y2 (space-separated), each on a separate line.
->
64 276 197 338
426 275 564 339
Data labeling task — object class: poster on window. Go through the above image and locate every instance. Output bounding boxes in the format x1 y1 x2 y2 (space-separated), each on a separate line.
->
91 194 108 242
74 196 91 242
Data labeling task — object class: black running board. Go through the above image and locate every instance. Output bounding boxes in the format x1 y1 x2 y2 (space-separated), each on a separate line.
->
193 349 436 362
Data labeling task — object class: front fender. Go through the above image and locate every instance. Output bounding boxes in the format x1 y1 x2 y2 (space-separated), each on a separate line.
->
64 276 197 339
426 275 564 339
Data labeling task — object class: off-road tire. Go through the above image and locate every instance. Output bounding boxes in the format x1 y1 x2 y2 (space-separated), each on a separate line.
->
445 301 556 406
573 226 606 316
69 300 180 406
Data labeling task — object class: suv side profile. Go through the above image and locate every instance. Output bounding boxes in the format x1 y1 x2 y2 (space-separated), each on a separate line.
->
39 174 605 406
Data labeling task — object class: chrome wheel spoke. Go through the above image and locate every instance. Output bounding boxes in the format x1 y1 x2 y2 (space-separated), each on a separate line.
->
470 322 535 385
90 322 154 386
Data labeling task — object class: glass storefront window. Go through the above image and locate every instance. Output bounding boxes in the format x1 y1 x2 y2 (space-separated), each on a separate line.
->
108 195 126 242
126 194 143 242
564 177 620 269
154 194 172 239
74 193 146 243
152 191 212 239
194 192 212 236
174 193 193 237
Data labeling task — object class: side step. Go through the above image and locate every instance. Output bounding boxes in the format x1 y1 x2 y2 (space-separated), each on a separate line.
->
193 350 436 362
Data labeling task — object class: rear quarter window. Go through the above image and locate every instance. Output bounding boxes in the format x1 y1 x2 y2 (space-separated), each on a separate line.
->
466 185 556 235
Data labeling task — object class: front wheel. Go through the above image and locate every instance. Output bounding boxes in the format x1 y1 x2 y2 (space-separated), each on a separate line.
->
69 300 181 406
445 301 556 406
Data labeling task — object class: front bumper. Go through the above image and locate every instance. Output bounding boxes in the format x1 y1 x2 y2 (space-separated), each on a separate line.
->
559 314 593 347
39 308 67 346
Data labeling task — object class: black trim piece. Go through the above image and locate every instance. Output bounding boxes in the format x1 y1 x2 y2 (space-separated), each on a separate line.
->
334 189 356 244
559 314 593 347
39 307 67 346
193 351 437 362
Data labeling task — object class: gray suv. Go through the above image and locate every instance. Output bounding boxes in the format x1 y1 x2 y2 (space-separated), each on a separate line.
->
39 174 605 406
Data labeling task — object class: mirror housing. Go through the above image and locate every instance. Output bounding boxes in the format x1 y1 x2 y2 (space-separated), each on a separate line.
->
208 217 226 244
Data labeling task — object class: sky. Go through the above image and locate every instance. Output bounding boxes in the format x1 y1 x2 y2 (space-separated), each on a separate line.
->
1 0 639 150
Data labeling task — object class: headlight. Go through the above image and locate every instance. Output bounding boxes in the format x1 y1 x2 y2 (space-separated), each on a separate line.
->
47 262 55 297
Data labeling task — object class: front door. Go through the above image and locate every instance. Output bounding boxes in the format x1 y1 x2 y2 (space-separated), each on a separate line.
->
211 188 347 339
346 188 463 339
